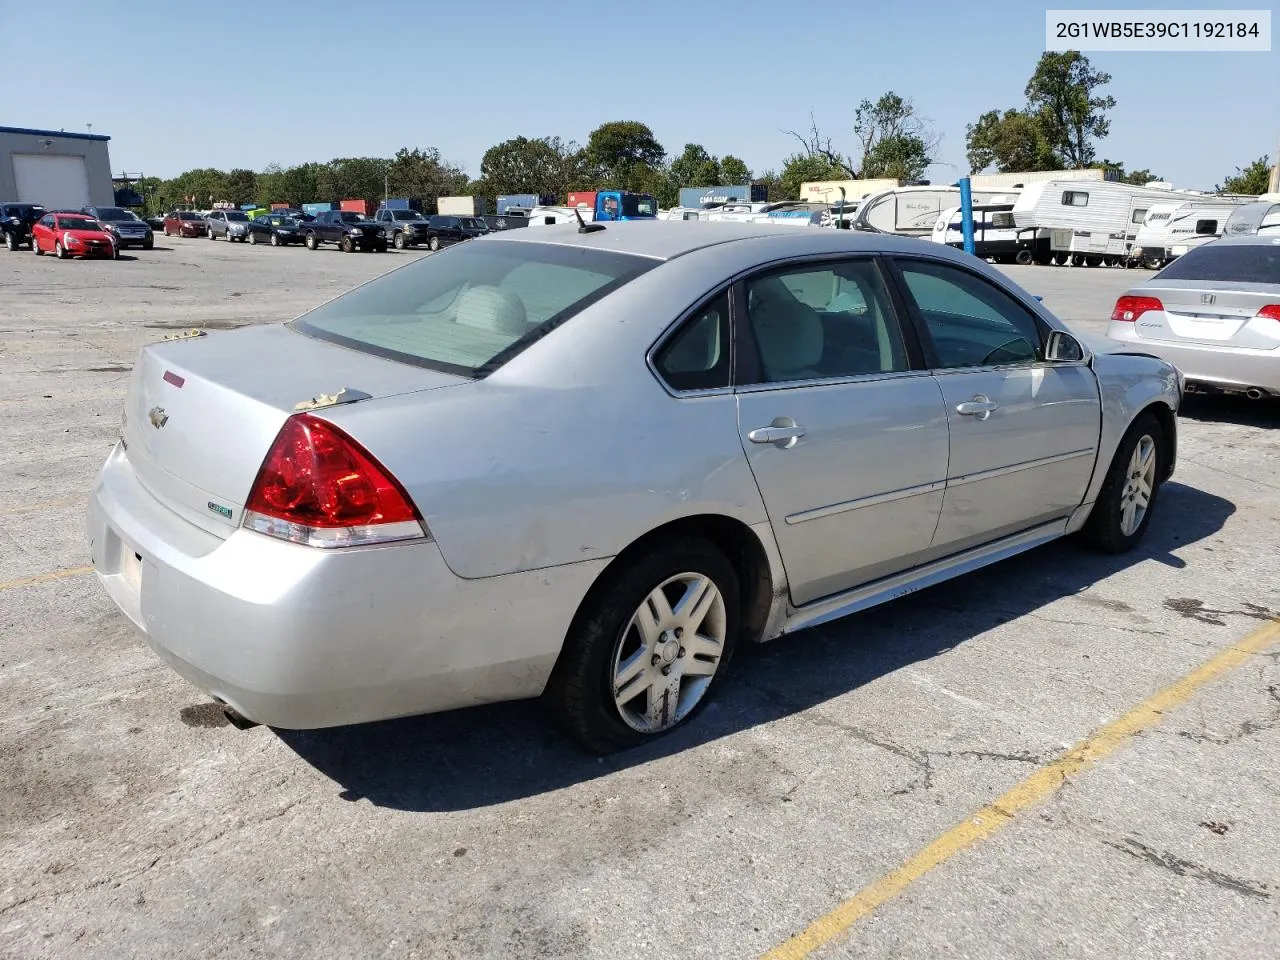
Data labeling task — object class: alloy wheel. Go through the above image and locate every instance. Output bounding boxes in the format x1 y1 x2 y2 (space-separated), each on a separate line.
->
610 572 727 734
1119 434 1157 536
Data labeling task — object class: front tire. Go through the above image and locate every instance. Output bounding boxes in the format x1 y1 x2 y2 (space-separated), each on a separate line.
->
248 231 258 245
270 233 280 247
1014 248 1033 265
5 232 16 251
305 232 318 250
1079 412 1166 554
55 241 66 259
393 231 406 250
33 236 42 255
546 537 740 753
429 236 440 251
340 235 354 253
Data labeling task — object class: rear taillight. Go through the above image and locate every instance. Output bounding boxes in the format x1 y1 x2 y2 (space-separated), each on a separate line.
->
243 414 428 548
1256 304 1280 321
1111 295 1164 322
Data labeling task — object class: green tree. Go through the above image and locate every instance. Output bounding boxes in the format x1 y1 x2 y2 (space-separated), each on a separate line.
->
853 92 937 179
223 168 258 204
1216 156 1272 195
965 109 1057 173
1097 161 1162 186
669 143 721 187
778 153 847 201
317 157 390 201
753 169 783 202
1025 51 1115 168
167 167 230 207
719 155 751 185
388 147 469 202
584 121 665 183
477 137 586 197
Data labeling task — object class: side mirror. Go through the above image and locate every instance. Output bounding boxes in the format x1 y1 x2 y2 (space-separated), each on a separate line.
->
1044 330 1089 363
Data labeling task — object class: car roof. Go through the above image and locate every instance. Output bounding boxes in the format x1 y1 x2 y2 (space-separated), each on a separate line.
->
1201 234 1280 247
485 220 967 262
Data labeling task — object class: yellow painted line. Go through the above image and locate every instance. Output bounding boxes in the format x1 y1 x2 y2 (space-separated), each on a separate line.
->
0 564 94 591
0 497 86 516
762 618 1280 960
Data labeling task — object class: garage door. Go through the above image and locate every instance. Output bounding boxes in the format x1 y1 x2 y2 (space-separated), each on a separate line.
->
12 154 91 209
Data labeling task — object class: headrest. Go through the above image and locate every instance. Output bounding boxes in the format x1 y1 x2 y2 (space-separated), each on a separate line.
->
454 285 529 337
752 300 823 378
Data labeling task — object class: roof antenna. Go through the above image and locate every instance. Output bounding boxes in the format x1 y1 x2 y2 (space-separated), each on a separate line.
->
573 206 606 234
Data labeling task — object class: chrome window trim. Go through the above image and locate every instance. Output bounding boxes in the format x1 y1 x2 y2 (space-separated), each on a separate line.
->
735 368 934 395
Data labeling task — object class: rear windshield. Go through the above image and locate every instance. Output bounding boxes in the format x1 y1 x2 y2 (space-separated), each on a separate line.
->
1156 243 1280 284
96 207 135 221
291 241 658 376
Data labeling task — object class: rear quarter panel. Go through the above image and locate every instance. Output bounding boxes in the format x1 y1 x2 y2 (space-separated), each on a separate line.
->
323 243 785 579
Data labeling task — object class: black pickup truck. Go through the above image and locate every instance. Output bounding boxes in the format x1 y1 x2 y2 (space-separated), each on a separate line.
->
1 202 47 251
303 210 388 252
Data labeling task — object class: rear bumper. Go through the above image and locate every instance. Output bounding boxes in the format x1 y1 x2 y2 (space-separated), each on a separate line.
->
1106 323 1280 394
88 442 608 728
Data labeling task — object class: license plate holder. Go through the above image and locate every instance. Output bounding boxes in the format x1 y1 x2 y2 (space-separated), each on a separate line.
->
119 544 142 593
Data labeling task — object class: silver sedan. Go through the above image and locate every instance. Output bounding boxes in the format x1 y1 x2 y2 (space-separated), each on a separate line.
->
88 223 1180 752
1107 235 1280 398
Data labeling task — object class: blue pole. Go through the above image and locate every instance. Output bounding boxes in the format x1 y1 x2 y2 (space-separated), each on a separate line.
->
958 176 975 256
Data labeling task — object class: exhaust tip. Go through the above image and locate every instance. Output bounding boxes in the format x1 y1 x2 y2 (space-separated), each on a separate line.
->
222 706 261 730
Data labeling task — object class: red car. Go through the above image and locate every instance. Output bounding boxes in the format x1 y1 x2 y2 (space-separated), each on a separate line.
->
162 210 208 238
32 212 117 260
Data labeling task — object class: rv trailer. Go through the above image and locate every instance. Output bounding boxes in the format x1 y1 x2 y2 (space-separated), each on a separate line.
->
1011 179 1202 265
1222 200 1280 238
850 185 1019 237
1130 197 1254 267
930 203 1049 263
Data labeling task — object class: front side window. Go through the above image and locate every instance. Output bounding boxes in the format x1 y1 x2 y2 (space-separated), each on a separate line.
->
292 242 657 375
743 259 909 384
653 292 730 391
1062 191 1089 207
896 259 1042 369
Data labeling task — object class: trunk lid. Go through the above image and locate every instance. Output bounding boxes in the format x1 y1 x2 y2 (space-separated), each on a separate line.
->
122 323 467 537
1132 281 1280 347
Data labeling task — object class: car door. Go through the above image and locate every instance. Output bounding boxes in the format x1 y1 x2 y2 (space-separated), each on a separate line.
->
33 214 52 251
887 256 1101 553
733 256 950 606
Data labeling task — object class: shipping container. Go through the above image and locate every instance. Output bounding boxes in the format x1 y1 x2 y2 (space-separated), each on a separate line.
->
339 198 375 216
968 168 1117 190
497 193 556 214
270 202 290 211
566 191 597 209
302 202 336 216
800 179 903 204
437 196 489 216
677 184 768 208
239 203 258 210
381 197 420 211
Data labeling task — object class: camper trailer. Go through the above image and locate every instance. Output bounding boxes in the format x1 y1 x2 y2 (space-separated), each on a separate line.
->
1130 198 1253 267
1222 199 1280 238
1011 179 1201 265
930 203 1049 263
850 186 1018 237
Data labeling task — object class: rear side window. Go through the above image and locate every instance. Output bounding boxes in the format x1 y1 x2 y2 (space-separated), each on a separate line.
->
1130 208 1148 224
1194 219 1218 235
1156 244 1280 284
653 292 730 392
292 242 657 376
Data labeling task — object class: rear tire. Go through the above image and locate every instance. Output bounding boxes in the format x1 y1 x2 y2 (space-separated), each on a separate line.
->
33 236 42 255
1078 412 1166 554
545 537 740 754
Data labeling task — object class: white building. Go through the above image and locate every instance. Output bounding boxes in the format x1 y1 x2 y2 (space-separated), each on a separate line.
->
0 126 114 209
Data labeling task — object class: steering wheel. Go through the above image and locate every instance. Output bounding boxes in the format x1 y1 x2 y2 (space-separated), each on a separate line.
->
981 338 1033 366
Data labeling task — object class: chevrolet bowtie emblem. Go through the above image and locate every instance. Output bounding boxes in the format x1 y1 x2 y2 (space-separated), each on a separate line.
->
148 406 169 429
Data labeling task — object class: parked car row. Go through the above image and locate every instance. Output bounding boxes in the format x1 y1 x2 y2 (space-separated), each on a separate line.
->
2 203 156 254
158 207 494 253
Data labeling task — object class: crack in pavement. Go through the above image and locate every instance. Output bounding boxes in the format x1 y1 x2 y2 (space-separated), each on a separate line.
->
1177 684 1280 745
1101 836 1272 900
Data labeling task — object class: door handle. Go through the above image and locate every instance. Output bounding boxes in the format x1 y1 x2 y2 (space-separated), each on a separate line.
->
748 421 806 446
955 395 999 420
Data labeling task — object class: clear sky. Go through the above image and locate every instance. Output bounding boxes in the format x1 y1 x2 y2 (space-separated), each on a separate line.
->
3 0 1275 190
